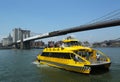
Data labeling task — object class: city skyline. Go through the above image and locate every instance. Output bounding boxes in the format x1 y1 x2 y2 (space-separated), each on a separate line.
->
0 0 120 43
0 28 31 46
1 27 120 44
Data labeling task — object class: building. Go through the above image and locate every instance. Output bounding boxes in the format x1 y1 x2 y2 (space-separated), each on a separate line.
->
31 41 45 48
2 34 13 46
92 38 120 47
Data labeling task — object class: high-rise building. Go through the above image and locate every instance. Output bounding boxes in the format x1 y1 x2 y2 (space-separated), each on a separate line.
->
2 34 13 46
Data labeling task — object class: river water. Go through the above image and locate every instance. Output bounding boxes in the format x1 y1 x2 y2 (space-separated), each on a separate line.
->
0 48 120 82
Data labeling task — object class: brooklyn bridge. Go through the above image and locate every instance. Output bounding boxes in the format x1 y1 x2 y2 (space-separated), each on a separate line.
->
2 10 120 49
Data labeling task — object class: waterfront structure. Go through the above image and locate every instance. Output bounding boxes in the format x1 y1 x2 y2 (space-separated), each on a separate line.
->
92 38 120 47
31 41 45 48
2 34 13 46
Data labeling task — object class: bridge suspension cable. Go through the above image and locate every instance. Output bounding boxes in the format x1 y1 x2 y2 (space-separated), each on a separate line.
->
30 32 42 36
87 9 120 24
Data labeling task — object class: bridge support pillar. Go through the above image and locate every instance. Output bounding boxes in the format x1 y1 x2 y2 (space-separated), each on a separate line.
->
23 41 31 49
20 29 31 49
20 30 24 49
13 43 20 49
20 41 31 49
20 41 24 49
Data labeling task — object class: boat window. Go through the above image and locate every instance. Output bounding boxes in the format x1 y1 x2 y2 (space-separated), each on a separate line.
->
41 52 71 59
96 50 108 61
74 50 92 60
41 52 48 56
71 54 84 62
55 53 71 59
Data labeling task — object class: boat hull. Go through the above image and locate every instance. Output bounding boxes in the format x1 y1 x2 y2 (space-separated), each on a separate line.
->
90 62 111 74
39 60 91 74
37 59 111 74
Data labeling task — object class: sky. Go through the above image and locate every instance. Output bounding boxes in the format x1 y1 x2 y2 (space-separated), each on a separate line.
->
0 0 120 43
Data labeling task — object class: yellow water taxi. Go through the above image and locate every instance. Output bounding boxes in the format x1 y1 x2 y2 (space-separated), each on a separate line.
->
36 36 111 74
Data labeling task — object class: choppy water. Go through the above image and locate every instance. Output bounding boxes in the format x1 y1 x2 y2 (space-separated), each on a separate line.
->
0 48 120 82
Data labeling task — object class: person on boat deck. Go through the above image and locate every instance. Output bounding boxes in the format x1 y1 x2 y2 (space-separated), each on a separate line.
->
61 43 65 47
96 53 100 61
74 55 80 62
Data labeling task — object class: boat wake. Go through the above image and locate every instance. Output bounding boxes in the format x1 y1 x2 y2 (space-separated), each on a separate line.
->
32 61 49 67
32 61 40 65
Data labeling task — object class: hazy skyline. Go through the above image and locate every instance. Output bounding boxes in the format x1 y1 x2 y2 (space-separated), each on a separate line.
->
0 0 120 43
